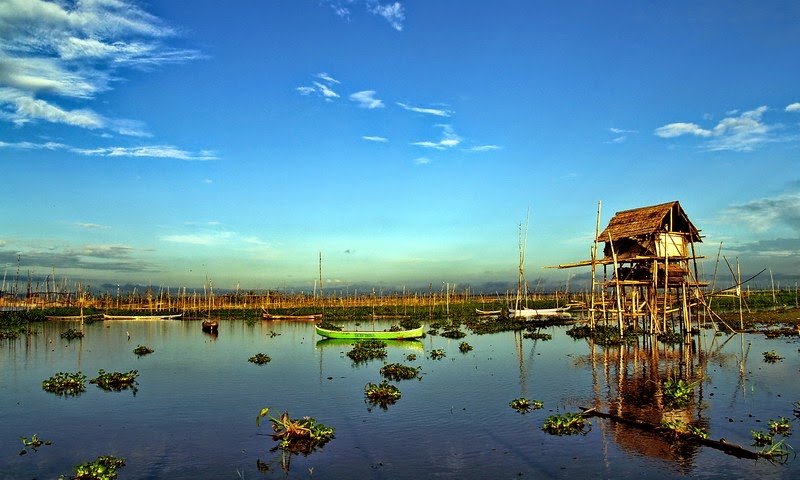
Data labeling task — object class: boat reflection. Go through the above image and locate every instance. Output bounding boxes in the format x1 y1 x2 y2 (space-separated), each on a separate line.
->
314 338 424 351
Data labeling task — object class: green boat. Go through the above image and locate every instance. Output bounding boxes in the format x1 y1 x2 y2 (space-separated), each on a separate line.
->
314 325 424 340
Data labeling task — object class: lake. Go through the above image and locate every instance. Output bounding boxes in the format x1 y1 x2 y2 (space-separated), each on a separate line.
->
1 317 798 479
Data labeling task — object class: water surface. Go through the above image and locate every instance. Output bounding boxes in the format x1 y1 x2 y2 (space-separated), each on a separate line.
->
1 318 798 479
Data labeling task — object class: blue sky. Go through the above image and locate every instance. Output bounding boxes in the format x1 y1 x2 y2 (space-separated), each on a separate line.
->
1 0 799 293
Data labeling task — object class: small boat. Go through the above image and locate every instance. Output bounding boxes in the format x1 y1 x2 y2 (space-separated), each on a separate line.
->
315 325 424 340
102 313 182 320
201 320 219 332
262 312 322 321
475 309 502 315
509 306 571 319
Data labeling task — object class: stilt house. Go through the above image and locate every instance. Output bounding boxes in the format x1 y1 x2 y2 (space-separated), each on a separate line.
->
557 201 706 333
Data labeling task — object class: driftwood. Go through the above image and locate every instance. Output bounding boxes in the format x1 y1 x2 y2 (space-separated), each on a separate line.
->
578 407 772 461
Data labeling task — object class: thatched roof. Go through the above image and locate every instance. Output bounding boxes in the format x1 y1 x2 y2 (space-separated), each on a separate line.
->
597 201 701 242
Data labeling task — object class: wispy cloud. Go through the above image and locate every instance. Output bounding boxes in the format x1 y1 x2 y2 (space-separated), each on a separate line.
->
350 90 384 109
654 106 772 151
786 102 800 112
719 192 800 234
396 102 450 117
323 1 405 31
362 135 388 142
467 145 500 152
0 0 201 136
0 140 217 161
0 242 152 273
368 1 405 31
414 157 431 165
297 73 340 100
77 223 110 230
412 124 462 150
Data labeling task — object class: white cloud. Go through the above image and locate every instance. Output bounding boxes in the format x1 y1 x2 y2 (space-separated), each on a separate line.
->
654 122 712 138
468 145 501 152
414 157 431 165
76 223 110 229
412 124 461 150
396 102 450 117
0 139 216 161
316 72 340 85
786 102 800 112
654 107 772 151
608 127 638 134
362 135 388 142
720 192 800 234
313 81 340 99
368 1 405 31
350 90 384 109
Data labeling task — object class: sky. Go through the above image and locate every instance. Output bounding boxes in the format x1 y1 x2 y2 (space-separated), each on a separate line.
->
1 0 800 294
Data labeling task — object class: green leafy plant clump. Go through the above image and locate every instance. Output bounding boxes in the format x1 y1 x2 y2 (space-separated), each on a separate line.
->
19 433 51 455
248 353 272 365
346 340 387 363
763 351 784 363
60 328 84 340
380 363 420 381
365 380 402 409
542 412 590 435
133 345 154 356
752 429 774 447
458 341 473 352
256 407 335 455
440 328 466 339
429 349 446 360
522 331 552 341
42 371 87 396
510 397 543 414
660 420 708 439
71 455 126 479
768 416 792 436
662 376 699 409
90 369 139 393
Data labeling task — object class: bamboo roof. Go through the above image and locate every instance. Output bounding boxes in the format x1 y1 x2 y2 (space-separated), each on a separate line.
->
597 201 701 243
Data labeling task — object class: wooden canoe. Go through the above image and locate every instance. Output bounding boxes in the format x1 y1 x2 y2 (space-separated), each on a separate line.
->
314 325 424 340
509 306 571 318
262 313 322 320
201 320 219 332
102 313 182 320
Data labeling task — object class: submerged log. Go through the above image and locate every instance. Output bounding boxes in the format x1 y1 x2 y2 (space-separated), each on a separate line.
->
578 407 770 461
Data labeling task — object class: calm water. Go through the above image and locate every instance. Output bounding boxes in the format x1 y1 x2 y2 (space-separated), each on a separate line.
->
1 318 798 479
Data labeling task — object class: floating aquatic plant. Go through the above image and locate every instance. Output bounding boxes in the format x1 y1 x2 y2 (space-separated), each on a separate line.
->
768 417 792 436
763 351 783 363
133 345 154 356
380 363 420 381
19 434 51 455
60 328 84 340
429 349 446 360
509 397 542 413
522 331 552 341
542 412 590 435
752 430 774 447
90 370 138 393
406 353 417 361
249 353 272 365
42 371 87 396
662 377 698 409
458 341 473 352
346 340 387 363
440 328 466 339
256 407 335 455
71 455 126 480
364 380 401 409
660 420 708 439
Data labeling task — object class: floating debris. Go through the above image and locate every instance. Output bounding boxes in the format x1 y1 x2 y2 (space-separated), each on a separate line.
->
380 363 420 381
